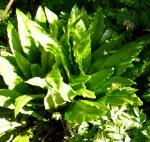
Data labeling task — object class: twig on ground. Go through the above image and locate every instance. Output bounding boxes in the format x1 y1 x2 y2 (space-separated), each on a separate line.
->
0 0 14 21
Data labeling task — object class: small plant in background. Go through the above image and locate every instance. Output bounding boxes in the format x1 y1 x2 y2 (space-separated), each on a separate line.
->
66 106 149 142
0 5 149 141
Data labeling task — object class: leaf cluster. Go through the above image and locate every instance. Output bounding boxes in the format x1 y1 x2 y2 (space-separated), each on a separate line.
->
0 5 149 141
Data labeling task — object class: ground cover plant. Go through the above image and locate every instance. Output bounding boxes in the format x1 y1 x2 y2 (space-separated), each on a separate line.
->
0 4 150 142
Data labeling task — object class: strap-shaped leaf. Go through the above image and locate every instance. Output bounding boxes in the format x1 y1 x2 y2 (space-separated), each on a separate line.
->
75 86 96 99
45 7 58 24
90 8 104 49
7 23 23 55
0 89 21 100
73 20 91 74
35 6 47 23
28 21 60 56
45 7 58 39
98 87 143 106
94 76 135 94
15 94 44 117
16 9 32 55
100 37 149 70
0 96 14 109
68 5 83 28
69 75 91 86
26 77 46 88
0 118 21 134
14 51 31 78
31 64 43 77
86 68 114 94
65 100 107 123
91 35 150 74
20 107 45 120
0 56 23 89
0 51 17 67
41 50 55 75
16 9 60 57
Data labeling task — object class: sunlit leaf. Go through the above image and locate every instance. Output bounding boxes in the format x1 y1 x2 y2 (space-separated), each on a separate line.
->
12 129 33 142
72 20 91 74
94 76 135 94
16 9 60 56
44 89 66 110
98 87 143 106
0 118 21 134
0 56 23 89
0 89 21 109
7 22 23 55
45 7 58 24
16 9 32 55
35 6 47 23
26 77 46 88
15 94 44 117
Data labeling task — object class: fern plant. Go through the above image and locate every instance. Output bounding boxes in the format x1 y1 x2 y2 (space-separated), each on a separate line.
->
0 5 149 141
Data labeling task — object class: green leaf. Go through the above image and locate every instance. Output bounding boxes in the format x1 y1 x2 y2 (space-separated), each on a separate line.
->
41 50 55 74
45 7 58 39
0 118 21 134
0 56 23 89
86 68 114 94
17 9 60 57
35 6 47 23
69 75 91 86
65 100 107 123
20 107 45 120
0 51 17 66
75 86 96 99
44 89 66 110
44 81 75 110
72 20 91 74
94 76 135 94
0 89 21 109
15 94 44 117
91 35 150 74
16 9 32 55
0 89 21 99
7 22 23 55
12 129 33 142
31 64 43 77
45 7 58 24
14 82 33 94
45 67 63 90
28 21 60 56
90 8 104 49
0 96 14 109
68 5 83 28
59 82 75 101
44 65 75 110
98 87 143 106
26 77 46 88
14 51 31 78
100 38 148 70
